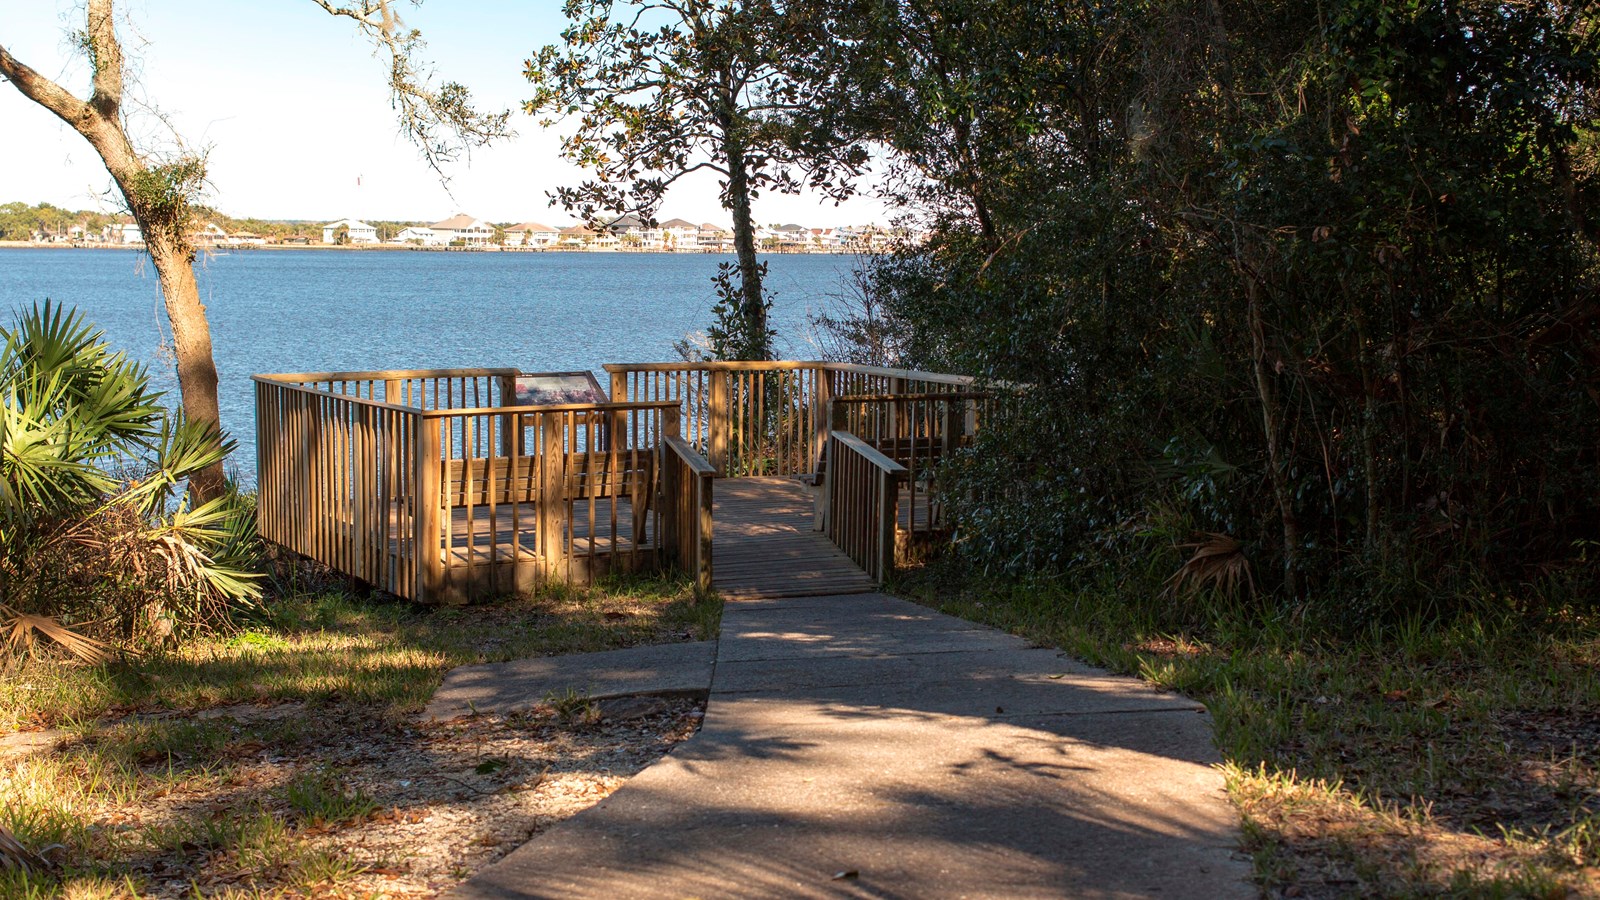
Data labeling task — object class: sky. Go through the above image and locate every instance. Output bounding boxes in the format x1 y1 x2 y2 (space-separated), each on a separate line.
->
0 1 896 228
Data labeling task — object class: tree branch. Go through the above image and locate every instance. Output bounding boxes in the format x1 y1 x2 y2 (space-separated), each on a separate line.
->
86 0 124 120
0 40 96 132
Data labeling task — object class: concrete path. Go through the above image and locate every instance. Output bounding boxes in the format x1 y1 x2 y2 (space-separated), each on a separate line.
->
426 641 717 720
452 593 1250 899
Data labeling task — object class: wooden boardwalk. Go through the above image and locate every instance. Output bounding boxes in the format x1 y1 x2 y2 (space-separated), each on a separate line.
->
712 477 876 599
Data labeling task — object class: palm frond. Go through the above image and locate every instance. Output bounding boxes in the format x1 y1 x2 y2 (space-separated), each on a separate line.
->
1 604 110 664
0 823 61 875
1165 532 1256 599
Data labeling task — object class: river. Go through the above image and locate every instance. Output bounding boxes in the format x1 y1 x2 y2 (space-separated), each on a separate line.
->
0 247 862 481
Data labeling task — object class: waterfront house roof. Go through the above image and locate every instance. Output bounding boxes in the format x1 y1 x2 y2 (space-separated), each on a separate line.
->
774 223 809 233
322 218 374 230
658 217 698 229
559 224 596 235
505 222 558 233
431 213 487 230
605 213 648 232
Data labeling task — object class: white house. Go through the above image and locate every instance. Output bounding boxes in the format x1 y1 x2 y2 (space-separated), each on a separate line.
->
504 222 560 248
190 222 228 245
771 223 810 250
392 226 444 246
102 222 143 244
430 214 494 246
605 213 662 250
697 223 732 251
658 217 700 250
321 218 379 244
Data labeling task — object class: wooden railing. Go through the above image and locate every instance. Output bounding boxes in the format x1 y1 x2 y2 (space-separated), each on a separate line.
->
604 361 975 477
661 436 715 595
827 391 987 542
255 369 690 604
429 400 681 601
268 367 520 411
823 431 906 583
255 377 426 599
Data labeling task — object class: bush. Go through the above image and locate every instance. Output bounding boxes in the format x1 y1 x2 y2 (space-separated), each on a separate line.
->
0 302 260 658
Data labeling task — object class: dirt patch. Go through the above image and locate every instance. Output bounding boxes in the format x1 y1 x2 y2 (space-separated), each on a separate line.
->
0 727 64 763
33 698 704 897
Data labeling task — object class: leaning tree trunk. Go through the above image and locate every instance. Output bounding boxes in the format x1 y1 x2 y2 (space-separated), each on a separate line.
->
0 0 228 501
135 225 227 500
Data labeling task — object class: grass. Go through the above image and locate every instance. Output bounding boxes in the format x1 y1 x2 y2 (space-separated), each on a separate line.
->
894 560 1600 898
0 575 721 732
0 574 721 898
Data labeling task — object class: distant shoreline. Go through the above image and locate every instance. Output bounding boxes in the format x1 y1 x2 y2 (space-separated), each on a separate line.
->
0 240 874 256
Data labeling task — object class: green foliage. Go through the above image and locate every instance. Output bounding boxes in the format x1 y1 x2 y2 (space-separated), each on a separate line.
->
0 302 261 653
817 0 1600 622
122 156 206 246
706 261 776 360
0 202 113 242
527 0 870 360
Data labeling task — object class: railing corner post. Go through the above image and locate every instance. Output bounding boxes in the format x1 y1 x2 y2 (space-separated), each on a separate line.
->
696 469 714 598
709 369 729 475
877 466 899 584
812 365 832 475
415 415 444 604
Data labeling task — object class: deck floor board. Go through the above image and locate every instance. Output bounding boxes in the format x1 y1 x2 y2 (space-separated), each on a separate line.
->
712 477 876 599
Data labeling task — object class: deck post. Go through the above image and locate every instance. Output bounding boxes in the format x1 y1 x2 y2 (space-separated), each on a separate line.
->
351 404 369 585
709 369 729 475
497 374 519 458
608 370 628 452
415 416 448 604
695 466 714 597
811 365 831 475
538 411 566 581
877 466 899 583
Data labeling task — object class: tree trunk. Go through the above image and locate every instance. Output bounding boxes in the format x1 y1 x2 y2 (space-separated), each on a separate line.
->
720 113 770 361
0 1 228 501
1247 278 1302 597
140 230 227 499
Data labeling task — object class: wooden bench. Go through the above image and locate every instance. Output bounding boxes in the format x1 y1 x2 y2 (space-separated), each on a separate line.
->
444 450 657 538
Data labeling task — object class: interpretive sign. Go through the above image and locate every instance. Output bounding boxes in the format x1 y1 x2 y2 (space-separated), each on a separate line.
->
512 372 607 406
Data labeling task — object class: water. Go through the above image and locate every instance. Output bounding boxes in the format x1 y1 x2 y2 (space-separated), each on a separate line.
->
0 247 861 481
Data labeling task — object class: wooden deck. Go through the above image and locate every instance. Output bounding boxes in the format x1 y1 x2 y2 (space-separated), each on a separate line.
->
713 477 877 599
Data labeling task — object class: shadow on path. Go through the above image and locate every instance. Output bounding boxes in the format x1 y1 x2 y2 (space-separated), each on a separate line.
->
451 592 1251 899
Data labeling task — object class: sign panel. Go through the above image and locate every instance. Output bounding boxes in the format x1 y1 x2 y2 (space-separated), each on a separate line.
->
512 372 606 406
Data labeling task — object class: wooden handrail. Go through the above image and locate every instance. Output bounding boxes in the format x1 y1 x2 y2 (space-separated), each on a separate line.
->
661 435 715 596
665 434 718 476
254 367 521 382
830 430 908 476
603 360 976 386
832 391 991 403
824 430 906 583
420 400 681 419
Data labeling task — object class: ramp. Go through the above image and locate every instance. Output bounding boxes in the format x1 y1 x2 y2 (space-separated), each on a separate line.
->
711 477 875 599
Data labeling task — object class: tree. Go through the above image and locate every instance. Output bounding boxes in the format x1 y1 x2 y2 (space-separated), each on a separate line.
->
526 0 867 359
809 0 1600 617
0 1 509 498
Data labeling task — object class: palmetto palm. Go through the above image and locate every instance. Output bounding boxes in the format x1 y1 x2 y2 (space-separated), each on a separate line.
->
0 302 260 660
